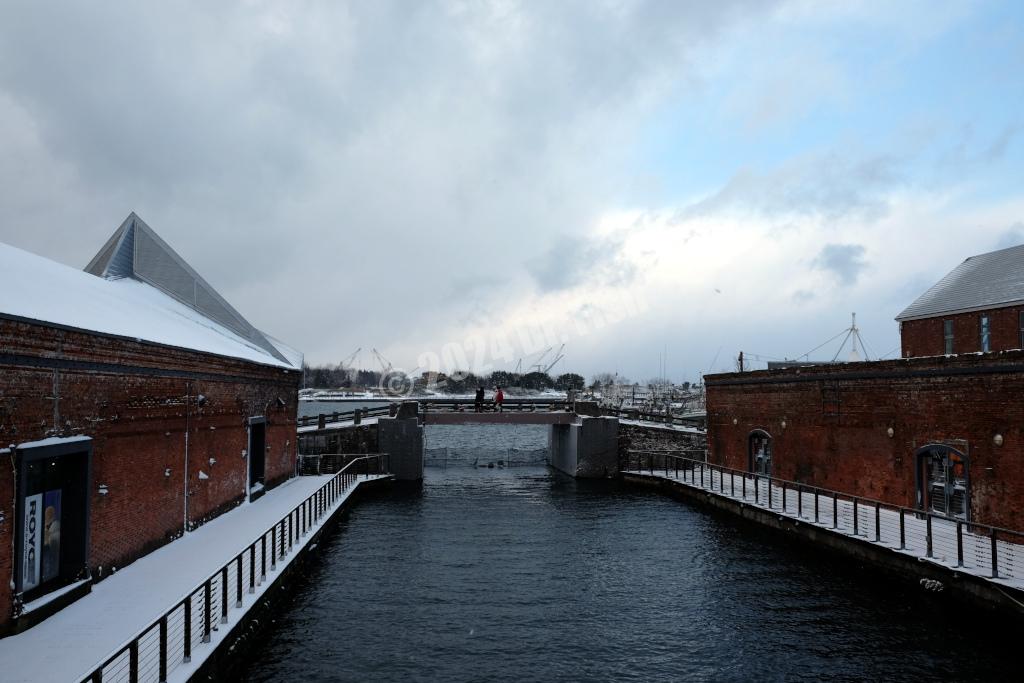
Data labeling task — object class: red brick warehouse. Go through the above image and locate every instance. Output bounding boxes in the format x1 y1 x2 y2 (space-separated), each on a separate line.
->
706 242 1024 532
0 214 302 635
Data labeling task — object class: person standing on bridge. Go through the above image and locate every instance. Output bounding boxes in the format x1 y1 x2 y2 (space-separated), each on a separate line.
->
475 385 485 412
494 386 504 412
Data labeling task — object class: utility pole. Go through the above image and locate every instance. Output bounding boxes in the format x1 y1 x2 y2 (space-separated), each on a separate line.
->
738 351 744 372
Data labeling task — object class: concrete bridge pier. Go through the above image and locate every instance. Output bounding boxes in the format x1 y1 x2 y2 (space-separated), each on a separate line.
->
378 401 424 481
548 415 619 478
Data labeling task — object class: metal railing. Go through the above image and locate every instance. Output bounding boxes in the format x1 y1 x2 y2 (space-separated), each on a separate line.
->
600 405 706 430
297 399 572 430
621 451 1024 582
81 454 390 683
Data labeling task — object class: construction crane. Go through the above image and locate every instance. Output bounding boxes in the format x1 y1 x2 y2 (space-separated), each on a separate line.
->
542 344 566 374
371 348 393 373
339 347 361 370
529 347 554 373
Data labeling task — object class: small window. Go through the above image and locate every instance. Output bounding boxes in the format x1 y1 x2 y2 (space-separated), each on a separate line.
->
943 320 954 354
980 315 991 352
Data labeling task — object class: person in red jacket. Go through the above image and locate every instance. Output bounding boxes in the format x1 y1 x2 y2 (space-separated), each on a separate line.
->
494 386 504 412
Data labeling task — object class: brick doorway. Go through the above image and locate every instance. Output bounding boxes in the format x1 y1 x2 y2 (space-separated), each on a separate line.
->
749 430 772 476
14 438 91 605
248 417 266 498
916 444 969 521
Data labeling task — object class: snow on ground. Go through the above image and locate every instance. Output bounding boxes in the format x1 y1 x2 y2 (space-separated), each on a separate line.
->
0 473 388 683
626 465 1024 588
618 418 705 435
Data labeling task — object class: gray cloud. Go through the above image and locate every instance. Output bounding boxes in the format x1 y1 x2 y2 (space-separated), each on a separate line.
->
676 152 902 224
527 234 637 292
994 222 1024 250
813 243 868 286
0 0 778 371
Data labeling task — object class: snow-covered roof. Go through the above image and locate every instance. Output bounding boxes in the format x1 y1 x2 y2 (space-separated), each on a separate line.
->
897 243 1024 321
0 230 300 370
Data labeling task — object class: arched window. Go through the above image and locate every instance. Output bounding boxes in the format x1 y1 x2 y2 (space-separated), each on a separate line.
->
915 444 969 521
748 430 772 476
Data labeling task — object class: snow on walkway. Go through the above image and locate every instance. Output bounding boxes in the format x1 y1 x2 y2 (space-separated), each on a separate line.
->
625 464 1024 589
0 472 389 683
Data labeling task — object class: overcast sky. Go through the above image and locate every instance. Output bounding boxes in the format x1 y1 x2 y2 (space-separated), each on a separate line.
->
1 1 1022 383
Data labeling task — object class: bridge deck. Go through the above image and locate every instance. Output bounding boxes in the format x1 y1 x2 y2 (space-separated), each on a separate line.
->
423 412 575 425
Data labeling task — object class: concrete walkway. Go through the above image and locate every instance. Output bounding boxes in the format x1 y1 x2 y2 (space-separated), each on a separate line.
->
0 472 389 683
624 465 1024 589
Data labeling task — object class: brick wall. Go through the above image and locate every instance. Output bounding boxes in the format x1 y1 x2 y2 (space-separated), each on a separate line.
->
901 304 1024 357
706 351 1024 531
617 422 706 457
0 318 300 628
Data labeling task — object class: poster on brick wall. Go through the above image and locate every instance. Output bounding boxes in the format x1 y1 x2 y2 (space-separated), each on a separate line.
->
22 493 43 591
42 489 62 583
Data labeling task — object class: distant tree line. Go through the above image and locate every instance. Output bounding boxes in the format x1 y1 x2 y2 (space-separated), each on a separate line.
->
302 363 586 394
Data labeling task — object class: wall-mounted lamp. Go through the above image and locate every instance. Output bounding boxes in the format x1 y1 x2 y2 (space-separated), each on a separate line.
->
196 394 207 406
164 468 172 478
781 419 787 430
887 427 895 438
98 484 109 496
732 418 738 425
208 457 217 466
0 509 5 524
198 470 210 480
994 434 1004 447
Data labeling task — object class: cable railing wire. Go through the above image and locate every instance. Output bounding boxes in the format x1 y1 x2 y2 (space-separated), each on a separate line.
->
621 450 1024 583
81 453 390 683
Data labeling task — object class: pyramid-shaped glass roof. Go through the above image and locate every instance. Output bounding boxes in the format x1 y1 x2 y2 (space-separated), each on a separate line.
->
85 213 288 364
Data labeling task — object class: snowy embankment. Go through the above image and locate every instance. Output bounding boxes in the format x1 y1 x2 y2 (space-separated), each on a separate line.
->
0 473 389 683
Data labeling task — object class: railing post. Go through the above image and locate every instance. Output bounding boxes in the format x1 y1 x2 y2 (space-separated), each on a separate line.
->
271 527 277 570
236 555 243 607
700 464 704 488
754 475 759 504
183 597 192 663
221 566 229 624
926 515 933 558
814 490 819 523
956 522 964 567
853 498 859 536
782 482 786 512
991 528 999 578
129 639 139 683
768 478 773 509
280 519 286 557
731 471 735 497
249 544 256 593
832 493 838 529
159 615 168 682
202 580 212 643
742 474 746 500
797 485 802 518
875 502 881 542
899 509 906 549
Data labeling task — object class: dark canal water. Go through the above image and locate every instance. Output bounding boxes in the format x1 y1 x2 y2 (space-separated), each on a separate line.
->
240 463 1017 682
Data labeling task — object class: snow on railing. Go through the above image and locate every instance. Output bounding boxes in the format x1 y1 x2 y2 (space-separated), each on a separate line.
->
80 454 390 683
621 451 1024 585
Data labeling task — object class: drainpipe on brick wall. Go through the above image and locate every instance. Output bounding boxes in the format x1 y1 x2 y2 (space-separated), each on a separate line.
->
183 381 191 533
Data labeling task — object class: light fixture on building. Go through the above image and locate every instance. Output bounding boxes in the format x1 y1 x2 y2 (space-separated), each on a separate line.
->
209 457 217 466
781 418 787 430
994 434 1004 447
732 418 738 425
196 394 207 406
164 467 172 478
887 427 894 438
98 484 109 496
